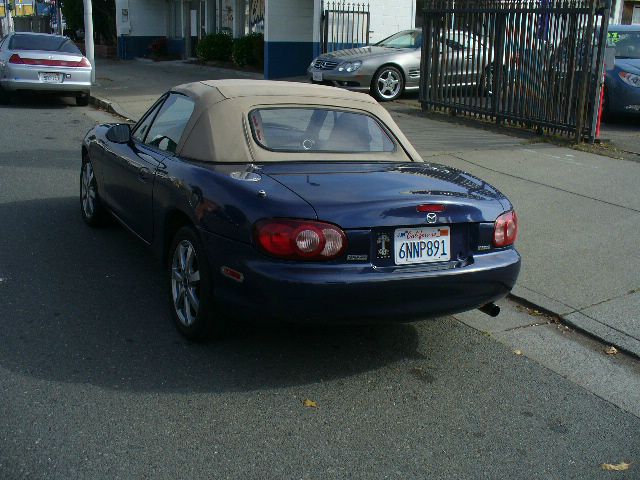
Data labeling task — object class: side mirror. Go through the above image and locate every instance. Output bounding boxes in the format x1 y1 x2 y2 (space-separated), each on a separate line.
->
106 124 132 144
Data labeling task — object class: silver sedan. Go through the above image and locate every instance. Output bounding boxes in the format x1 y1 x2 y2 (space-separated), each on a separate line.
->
0 32 92 105
308 29 490 102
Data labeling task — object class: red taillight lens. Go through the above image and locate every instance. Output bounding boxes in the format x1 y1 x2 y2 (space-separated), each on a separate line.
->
416 204 445 213
493 211 518 247
254 219 347 260
8 54 90 67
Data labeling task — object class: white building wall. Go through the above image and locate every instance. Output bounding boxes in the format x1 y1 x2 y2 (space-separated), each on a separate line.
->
264 0 314 43
116 0 168 37
368 0 416 44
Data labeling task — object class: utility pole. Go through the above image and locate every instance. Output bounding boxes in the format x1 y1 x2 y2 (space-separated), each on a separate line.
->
6 0 13 34
83 0 95 83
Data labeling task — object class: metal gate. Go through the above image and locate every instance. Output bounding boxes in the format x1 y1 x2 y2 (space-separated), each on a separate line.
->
321 1 370 53
13 15 51 34
419 0 610 140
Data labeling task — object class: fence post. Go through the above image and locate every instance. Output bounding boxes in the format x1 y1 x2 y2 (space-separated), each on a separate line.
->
588 0 611 142
492 12 506 126
574 0 597 142
420 4 433 111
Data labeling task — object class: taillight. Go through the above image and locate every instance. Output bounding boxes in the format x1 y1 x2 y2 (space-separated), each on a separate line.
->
493 211 518 247
7 54 90 67
254 219 347 260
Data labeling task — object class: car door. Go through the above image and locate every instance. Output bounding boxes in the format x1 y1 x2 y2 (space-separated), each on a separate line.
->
101 93 195 242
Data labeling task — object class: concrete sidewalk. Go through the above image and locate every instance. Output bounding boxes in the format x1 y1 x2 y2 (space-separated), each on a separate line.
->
91 59 640 356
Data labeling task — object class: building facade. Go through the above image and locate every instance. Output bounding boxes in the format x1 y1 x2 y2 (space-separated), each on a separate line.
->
611 0 640 24
114 0 416 78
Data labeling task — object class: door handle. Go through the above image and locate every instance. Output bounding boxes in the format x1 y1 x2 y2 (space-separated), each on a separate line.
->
138 166 151 183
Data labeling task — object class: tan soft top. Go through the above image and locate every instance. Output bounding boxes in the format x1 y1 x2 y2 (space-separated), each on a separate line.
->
172 80 423 163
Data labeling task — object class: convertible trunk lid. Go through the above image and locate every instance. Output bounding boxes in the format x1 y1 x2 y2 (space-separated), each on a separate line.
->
261 162 509 229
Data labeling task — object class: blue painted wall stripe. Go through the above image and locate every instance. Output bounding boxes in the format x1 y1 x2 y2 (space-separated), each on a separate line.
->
264 41 315 79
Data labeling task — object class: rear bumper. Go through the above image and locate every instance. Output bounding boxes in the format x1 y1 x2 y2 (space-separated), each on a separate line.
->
1 64 91 94
201 229 521 323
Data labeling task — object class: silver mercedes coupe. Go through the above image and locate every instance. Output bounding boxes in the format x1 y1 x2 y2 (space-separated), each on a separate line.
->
308 29 491 101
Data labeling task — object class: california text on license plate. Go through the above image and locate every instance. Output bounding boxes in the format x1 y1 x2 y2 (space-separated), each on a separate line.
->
312 71 323 82
40 73 62 83
394 226 451 265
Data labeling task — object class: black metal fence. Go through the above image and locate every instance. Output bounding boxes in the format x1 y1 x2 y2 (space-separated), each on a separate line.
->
419 0 610 140
13 15 52 34
321 1 370 53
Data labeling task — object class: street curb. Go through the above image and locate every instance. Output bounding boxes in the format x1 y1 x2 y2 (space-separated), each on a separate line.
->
89 94 135 122
507 292 640 359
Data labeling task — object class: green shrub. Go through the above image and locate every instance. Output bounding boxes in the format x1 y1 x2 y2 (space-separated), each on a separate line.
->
196 32 233 62
232 33 264 68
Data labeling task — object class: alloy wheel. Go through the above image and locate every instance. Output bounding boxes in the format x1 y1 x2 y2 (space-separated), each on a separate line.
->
171 239 201 326
376 69 402 100
81 162 97 219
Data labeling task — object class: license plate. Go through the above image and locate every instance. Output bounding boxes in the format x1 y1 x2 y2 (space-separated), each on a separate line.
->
394 226 451 265
39 73 62 83
312 71 323 82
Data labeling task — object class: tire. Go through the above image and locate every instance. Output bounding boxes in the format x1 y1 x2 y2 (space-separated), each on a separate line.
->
76 93 89 106
168 225 223 341
0 86 10 104
371 65 404 102
80 158 108 227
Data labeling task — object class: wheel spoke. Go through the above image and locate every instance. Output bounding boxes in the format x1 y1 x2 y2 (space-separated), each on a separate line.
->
172 268 184 283
188 270 200 283
186 288 199 313
185 245 195 272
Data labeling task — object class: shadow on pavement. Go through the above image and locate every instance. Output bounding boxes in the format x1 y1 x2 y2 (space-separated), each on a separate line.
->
0 196 431 394
0 92 78 109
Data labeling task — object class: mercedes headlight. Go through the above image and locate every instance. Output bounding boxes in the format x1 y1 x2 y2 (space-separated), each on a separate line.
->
338 61 362 73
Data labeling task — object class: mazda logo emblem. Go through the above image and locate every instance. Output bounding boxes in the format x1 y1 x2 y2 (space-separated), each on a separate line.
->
426 213 437 224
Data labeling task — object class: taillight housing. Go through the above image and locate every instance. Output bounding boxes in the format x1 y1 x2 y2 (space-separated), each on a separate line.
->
7 53 91 67
493 211 518 247
254 219 347 261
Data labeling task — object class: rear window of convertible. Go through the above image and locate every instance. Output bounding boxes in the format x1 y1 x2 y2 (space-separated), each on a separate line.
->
248 108 396 153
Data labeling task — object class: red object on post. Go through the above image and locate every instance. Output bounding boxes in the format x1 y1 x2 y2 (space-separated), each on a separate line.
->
595 71 605 140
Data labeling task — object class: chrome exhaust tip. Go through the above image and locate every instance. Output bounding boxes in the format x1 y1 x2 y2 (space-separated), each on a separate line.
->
478 303 500 317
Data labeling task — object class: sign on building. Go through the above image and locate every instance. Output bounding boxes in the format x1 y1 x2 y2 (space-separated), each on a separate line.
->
15 0 35 16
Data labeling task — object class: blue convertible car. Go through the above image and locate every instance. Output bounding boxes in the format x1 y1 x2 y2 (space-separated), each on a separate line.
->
80 80 520 340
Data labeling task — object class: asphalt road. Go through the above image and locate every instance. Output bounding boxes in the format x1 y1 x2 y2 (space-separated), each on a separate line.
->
0 95 638 479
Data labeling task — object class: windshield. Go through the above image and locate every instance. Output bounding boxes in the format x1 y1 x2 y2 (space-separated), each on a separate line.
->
9 34 81 54
607 31 640 59
249 108 396 154
376 30 422 49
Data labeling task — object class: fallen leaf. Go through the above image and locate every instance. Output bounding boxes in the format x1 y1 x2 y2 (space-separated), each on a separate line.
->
513 350 523 356
604 346 619 356
303 399 318 408
601 462 631 471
